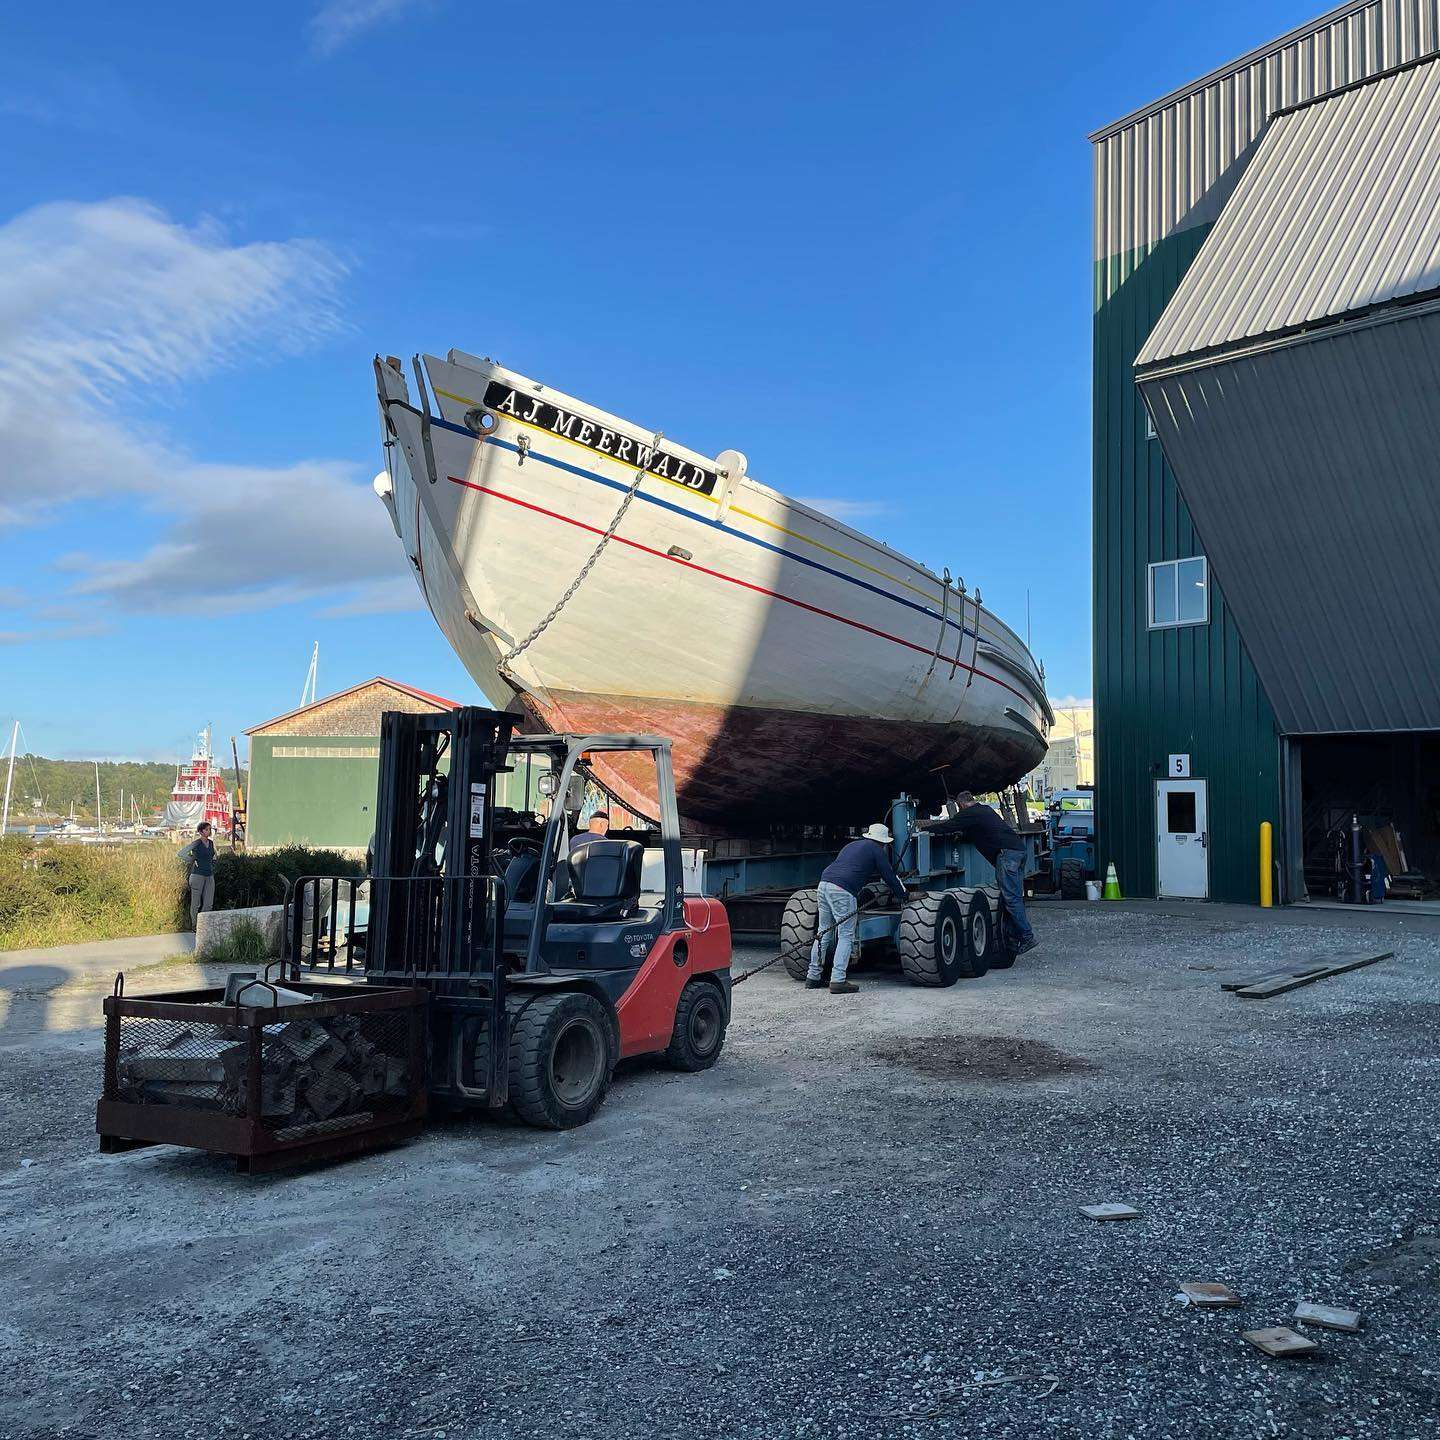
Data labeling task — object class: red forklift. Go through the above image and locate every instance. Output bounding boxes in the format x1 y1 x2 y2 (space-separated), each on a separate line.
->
299 706 734 1128
98 708 731 1170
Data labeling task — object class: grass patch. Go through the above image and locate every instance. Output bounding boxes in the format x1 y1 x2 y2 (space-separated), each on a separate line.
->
202 917 272 968
0 838 364 951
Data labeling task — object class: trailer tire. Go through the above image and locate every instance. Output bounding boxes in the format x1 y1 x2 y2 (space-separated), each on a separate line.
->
984 885 1018 969
780 888 820 981
665 980 728 1071
507 992 614 1130
961 891 994 978
1058 857 1086 901
897 890 967 987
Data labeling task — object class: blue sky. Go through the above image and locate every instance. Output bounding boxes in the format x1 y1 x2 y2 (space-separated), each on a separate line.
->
0 0 1327 761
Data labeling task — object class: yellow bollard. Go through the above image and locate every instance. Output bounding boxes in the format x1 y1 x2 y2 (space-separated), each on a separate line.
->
1259 821 1273 908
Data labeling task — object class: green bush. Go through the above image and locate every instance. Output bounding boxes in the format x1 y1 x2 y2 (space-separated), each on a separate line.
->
212 846 364 910
0 838 365 951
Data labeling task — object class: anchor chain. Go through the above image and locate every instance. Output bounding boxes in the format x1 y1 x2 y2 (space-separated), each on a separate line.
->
497 430 664 683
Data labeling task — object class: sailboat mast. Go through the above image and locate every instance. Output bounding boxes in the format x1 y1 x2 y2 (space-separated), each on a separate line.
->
94 761 102 832
1 720 18 838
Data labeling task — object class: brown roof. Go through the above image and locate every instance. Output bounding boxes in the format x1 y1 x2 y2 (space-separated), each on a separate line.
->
245 677 461 736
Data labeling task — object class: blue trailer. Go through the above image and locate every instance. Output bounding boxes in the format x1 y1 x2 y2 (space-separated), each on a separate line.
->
1038 788 1096 900
772 793 1039 986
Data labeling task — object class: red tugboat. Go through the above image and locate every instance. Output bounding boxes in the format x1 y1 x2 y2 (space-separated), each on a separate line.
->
163 728 232 837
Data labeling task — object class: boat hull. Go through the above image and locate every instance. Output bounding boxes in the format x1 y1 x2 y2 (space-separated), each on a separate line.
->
531 689 1038 829
374 353 1049 827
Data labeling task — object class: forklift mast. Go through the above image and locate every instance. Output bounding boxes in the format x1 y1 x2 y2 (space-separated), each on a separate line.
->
367 706 516 984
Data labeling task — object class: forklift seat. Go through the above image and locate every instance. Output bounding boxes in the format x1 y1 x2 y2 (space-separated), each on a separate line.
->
550 839 645 922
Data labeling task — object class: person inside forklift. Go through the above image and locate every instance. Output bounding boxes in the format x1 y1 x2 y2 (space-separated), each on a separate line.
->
949 792 1037 955
569 808 611 854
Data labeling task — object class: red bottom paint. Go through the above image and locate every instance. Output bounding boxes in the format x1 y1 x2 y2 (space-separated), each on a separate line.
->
530 692 1043 831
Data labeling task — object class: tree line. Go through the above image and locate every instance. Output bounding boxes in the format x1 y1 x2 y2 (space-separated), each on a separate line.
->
4 755 246 824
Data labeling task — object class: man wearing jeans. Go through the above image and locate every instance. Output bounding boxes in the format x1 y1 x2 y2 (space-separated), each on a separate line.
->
806 823 908 995
948 793 1037 954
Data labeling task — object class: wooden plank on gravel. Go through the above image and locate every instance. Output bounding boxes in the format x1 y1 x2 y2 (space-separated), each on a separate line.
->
1233 951 1391 1000
1219 965 1328 992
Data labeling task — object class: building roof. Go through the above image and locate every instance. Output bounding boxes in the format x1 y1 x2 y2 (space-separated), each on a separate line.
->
245 677 460 735
1137 55 1440 370
1088 0 1440 263
1089 0 1384 141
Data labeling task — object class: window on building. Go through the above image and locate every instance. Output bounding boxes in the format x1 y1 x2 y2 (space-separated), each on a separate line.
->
1144 408 1158 440
1148 556 1208 629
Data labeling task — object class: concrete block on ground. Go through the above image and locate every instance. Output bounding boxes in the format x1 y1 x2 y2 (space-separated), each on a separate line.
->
1079 1203 1141 1221
1295 1301 1362 1332
1244 1327 1319 1358
195 904 283 960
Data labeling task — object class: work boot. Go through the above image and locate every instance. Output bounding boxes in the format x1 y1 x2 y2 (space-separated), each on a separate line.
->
805 977 826 990
829 980 860 995
1016 937 1039 956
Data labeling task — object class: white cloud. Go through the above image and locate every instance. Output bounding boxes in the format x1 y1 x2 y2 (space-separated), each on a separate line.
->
0 197 407 628
793 495 891 520
309 0 433 55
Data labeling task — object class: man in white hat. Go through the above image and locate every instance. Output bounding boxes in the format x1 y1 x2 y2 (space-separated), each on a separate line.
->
805 822 908 995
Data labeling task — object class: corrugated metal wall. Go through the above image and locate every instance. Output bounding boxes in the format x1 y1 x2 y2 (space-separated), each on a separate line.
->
1093 227 1281 901
1090 1 1440 900
1093 0 1440 264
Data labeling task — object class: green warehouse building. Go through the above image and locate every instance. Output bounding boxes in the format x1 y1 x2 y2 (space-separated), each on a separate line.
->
1091 0 1440 904
245 677 461 851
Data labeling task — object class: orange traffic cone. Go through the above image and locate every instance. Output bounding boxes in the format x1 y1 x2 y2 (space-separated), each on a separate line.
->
1102 862 1123 901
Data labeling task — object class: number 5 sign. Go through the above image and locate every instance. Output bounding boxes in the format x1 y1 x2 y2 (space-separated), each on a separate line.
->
1168 754 1191 778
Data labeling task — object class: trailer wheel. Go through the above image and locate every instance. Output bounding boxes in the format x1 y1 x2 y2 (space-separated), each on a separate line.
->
665 980 728 1072
984 885 1019 969
1058 857 1086 900
897 891 967 987
507 992 614 1129
779 888 820 981
963 892 994 978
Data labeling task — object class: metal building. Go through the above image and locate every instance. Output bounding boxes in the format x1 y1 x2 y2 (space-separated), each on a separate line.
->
1090 0 1440 903
245 678 461 851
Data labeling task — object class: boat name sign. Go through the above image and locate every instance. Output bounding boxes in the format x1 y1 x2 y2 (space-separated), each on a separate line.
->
484 382 719 495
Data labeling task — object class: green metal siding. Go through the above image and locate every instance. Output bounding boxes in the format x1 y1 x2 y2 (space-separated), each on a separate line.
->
246 737 382 850
247 736 542 851
1093 226 1282 903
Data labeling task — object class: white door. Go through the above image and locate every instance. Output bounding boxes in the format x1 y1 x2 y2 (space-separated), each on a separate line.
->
1156 779 1208 899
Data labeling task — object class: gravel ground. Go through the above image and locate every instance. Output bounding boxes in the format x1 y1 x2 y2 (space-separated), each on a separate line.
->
1 901 1438 1439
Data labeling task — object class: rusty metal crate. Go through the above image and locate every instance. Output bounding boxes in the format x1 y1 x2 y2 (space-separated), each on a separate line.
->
97 977 428 1173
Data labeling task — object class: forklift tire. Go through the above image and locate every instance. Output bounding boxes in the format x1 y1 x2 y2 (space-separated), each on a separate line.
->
1058 857 1086 901
665 980 728 1072
780 888 820 981
897 891 968 987
507 992 615 1130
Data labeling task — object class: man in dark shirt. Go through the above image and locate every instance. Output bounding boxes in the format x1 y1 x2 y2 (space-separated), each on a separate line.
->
569 809 610 855
949 793 1036 953
180 821 216 928
806 823 908 995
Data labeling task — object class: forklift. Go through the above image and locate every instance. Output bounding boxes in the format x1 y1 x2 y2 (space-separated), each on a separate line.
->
290 706 733 1129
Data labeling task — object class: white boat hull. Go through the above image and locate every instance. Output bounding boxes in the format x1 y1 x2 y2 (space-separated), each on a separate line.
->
374 353 1049 827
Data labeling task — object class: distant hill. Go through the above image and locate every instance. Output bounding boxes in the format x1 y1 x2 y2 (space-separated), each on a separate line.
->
4 755 247 824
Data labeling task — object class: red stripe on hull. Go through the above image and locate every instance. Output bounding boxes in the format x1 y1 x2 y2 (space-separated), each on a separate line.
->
446 475 1038 715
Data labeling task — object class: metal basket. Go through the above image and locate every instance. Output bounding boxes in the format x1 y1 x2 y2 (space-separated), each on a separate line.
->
98 976 427 1173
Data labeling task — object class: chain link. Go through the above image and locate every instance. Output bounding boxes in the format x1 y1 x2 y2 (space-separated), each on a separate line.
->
497 431 663 680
